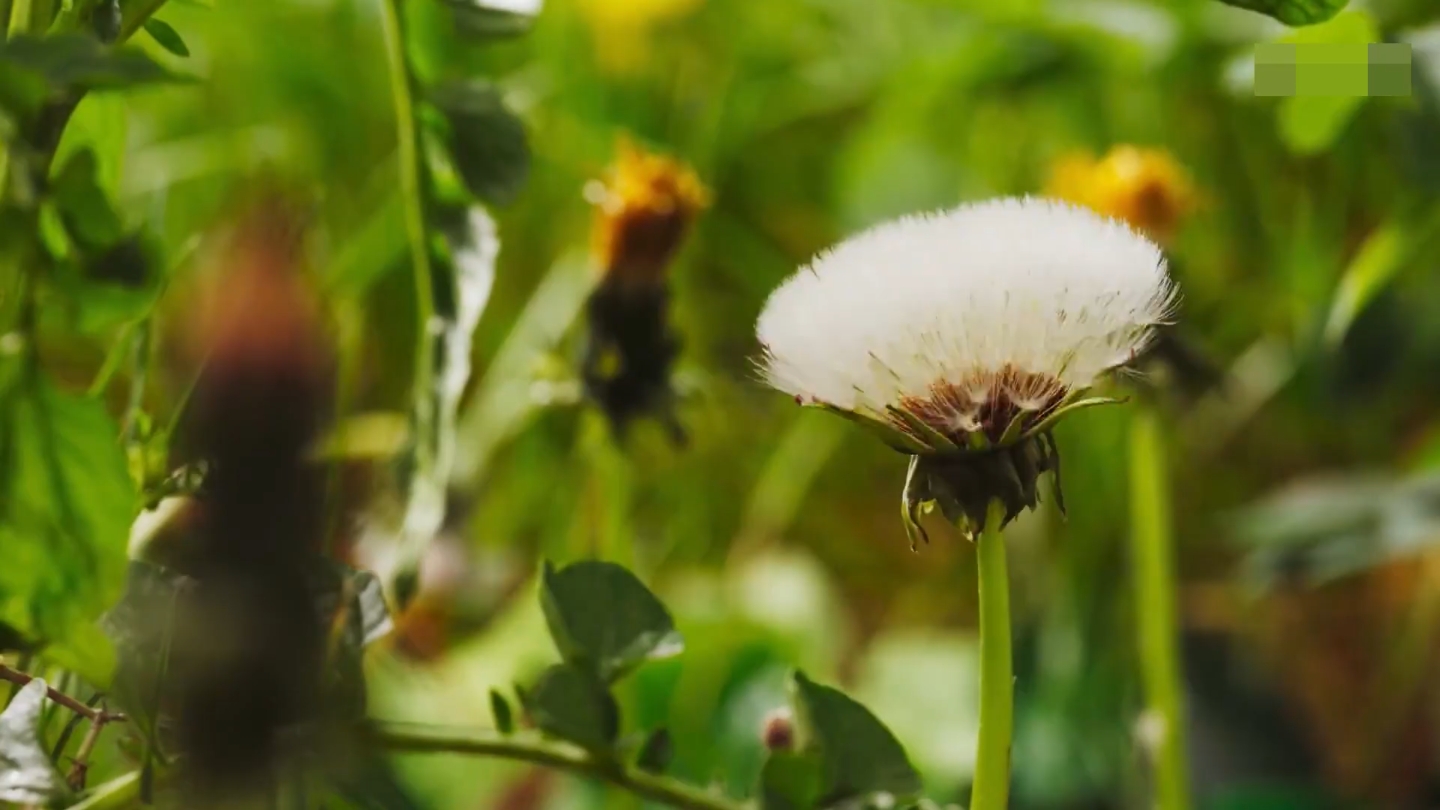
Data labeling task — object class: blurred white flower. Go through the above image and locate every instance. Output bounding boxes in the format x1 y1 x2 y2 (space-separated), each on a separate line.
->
756 197 1175 453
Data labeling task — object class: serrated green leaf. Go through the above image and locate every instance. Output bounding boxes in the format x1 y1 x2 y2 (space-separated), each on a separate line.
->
792 671 922 806
143 19 191 58
540 560 683 683
426 81 530 206
1217 0 1348 26
522 663 620 752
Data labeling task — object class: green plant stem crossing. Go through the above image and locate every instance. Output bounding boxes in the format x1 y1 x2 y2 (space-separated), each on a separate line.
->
970 500 1013 810
373 723 748 810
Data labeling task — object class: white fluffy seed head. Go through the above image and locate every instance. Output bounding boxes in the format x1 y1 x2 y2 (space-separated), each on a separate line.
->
755 197 1177 420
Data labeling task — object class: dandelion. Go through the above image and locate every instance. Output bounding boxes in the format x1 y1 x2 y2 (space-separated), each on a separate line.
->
581 138 710 442
1044 145 1196 245
757 196 1176 541
754 196 1177 810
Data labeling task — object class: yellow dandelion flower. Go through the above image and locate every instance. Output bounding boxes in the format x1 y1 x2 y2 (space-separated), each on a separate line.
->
1044 145 1196 244
587 137 710 291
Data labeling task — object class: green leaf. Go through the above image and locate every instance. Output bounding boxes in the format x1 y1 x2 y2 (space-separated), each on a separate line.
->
635 728 673 774
0 679 68 804
791 671 923 806
540 560 683 683
522 663 620 752
50 149 123 250
1324 209 1440 347
441 0 536 39
142 18 191 58
426 81 530 206
760 751 824 810
1274 11 1377 154
1216 0 1348 26
0 34 182 96
489 689 514 734
0 377 134 686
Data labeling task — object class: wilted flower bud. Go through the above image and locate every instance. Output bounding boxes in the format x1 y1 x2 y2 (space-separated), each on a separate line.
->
580 138 709 442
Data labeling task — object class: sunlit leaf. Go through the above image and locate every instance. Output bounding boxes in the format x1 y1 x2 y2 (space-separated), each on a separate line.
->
1217 0 1348 26
522 663 620 751
540 560 683 683
1273 11 1377 154
791 671 923 805
0 376 134 686
0 679 67 804
1324 210 1440 347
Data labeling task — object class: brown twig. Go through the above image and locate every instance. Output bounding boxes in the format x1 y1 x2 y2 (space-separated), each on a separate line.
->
0 663 126 723
66 711 113 791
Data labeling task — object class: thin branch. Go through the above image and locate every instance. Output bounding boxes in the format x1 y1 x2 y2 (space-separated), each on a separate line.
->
372 723 748 810
66 709 113 790
0 664 126 723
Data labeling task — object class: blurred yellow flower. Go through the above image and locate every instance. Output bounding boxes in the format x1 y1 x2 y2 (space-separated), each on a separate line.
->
1044 146 1197 244
575 0 705 74
587 138 711 290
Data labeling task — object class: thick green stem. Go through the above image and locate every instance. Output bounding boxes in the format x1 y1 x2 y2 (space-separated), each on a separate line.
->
374 724 744 810
1129 408 1191 810
970 500 1013 810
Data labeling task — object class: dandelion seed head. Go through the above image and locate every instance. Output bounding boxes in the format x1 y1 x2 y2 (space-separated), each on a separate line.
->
756 197 1175 446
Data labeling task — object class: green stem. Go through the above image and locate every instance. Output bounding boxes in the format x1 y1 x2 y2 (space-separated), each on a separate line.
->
1129 408 1191 810
374 724 745 810
5 0 32 36
970 500 1013 810
379 0 436 419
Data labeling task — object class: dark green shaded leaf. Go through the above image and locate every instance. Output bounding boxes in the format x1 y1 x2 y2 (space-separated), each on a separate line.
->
0 679 68 804
792 671 922 806
143 19 191 58
441 0 536 38
0 34 181 94
489 689 514 734
427 81 529 205
50 149 123 250
522 663 620 752
1216 0 1348 25
760 751 823 810
635 728 672 774
540 560 683 683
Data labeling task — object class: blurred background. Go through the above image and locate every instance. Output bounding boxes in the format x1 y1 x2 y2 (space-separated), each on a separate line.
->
13 0 1440 807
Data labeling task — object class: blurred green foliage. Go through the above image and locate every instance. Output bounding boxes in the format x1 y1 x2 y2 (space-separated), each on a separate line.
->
4 0 1440 807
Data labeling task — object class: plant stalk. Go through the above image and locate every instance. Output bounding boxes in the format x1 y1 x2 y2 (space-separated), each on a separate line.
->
970 499 1013 810
1129 407 1191 810
373 723 744 810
